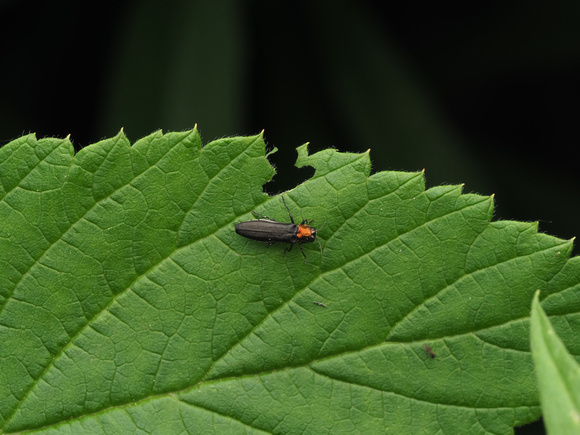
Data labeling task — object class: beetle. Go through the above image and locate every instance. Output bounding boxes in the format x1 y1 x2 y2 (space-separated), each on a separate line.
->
235 196 324 263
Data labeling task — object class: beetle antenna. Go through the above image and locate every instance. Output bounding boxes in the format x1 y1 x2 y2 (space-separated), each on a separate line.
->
280 195 295 224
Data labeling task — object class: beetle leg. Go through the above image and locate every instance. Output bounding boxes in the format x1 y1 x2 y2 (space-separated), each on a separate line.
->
283 242 294 257
298 243 307 263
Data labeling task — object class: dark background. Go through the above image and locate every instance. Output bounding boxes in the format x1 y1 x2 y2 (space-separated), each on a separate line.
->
1 1 578 432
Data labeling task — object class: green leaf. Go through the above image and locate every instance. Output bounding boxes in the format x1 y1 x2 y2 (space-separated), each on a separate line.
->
530 291 580 434
0 129 578 433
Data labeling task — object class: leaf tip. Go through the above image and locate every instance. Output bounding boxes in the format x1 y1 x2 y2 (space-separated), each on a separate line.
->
295 142 310 158
266 147 278 158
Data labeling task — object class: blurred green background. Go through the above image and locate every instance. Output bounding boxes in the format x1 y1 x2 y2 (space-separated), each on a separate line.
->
1 1 578 432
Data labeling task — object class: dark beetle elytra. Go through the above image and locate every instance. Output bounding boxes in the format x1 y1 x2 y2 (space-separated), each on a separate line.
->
235 196 324 263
